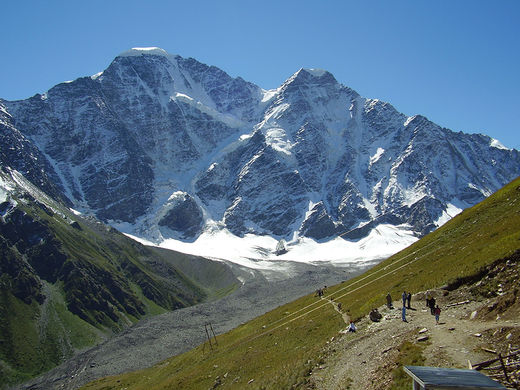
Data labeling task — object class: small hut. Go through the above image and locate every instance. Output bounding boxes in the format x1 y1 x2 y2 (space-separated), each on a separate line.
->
404 366 506 390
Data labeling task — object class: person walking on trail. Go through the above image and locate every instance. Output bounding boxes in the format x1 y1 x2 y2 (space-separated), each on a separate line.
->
386 293 393 309
401 305 407 322
429 296 436 315
434 305 441 324
402 291 407 308
348 321 357 332
406 292 412 309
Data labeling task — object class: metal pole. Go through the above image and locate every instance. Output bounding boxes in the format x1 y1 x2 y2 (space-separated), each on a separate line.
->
209 322 218 346
205 324 213 351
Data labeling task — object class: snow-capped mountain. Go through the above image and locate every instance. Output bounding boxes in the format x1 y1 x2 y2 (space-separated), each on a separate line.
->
2 47 519 263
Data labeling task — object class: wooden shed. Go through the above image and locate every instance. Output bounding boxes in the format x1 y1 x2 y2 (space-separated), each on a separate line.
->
403 366 507 390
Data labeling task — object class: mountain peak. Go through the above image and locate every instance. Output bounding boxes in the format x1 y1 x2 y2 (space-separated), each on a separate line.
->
301 68 328 77
282 68 338 89
117 47 170 58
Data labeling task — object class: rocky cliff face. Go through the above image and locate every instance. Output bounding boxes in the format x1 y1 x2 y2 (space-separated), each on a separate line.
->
2 48 519 245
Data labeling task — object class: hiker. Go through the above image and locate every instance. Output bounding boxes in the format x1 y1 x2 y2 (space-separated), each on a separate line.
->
406 292 412 309
434 305 441 324
402 305 407 322
369 308 382 322
402 291 407 307
337 302 342 311
386 293 393 309
429 296 436 315
348 321 357 332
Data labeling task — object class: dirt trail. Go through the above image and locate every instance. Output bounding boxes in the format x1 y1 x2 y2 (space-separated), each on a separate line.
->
326 296 350 326
307 288 520 390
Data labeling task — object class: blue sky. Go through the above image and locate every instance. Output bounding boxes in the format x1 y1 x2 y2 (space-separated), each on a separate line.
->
2 0 519 149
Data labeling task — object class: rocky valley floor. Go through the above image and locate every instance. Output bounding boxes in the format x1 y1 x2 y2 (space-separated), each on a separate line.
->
14 260 357 390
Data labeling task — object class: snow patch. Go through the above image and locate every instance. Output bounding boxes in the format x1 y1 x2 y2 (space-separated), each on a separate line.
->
490 138 511 151
261 88 279 103
434 203 463 227
170 93 244 128
264 127 293 155
167 190 185 202
404 116 415 127
70 208 82 216
239 133 253 141
362 197 378 218
468 183 492 197
0 177 15 203
91 71 103 80
118 47 169 57
369 147 385 166
0 105 9 116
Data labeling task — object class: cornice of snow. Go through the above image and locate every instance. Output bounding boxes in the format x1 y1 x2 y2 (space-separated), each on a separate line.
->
91 71 103 80
490 138 511 151
117 47 170 58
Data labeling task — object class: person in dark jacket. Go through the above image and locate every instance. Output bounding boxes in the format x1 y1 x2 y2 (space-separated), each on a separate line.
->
429 296 436 315
386 293 393 309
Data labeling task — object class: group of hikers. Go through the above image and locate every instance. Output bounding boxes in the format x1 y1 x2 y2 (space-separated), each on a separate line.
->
315 286 327 298
315 285 443 334
362 290 444 331
427 293 442 324
383 290 442 324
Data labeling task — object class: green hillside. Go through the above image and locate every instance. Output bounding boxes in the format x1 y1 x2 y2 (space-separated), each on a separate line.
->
82 177 520 389
0 169 239 388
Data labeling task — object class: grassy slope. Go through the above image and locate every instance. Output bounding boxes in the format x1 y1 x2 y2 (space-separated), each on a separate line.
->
146 247 240 300
25 199 207 323
82 177 520 390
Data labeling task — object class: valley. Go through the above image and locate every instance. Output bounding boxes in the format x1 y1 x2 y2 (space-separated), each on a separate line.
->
17 259 358 390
